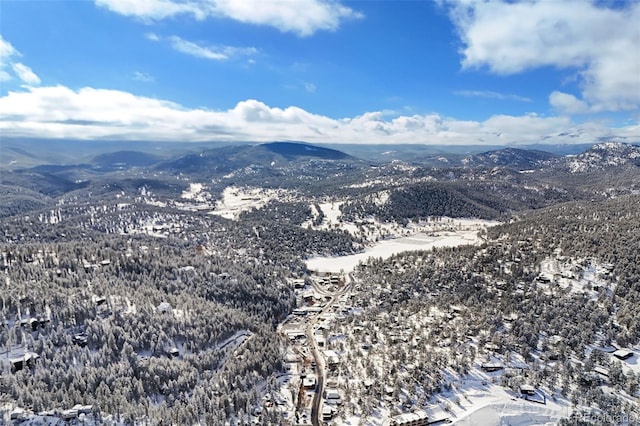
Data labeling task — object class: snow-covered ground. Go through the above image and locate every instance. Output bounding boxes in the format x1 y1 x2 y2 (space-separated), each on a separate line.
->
537 257 612 298
450 393 570 426
302 200 408 240
307 218 496 273
209 186 295 220
180 182 207 202
335 368 572 426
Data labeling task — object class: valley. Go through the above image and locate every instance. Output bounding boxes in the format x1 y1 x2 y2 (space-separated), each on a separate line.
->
0 141 639 425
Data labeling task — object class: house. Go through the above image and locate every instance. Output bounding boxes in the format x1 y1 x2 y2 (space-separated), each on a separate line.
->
168 347 180 358
613 349 634 360
322 405 334 421
61 408 79 420
519 384 546 404
426 412 452 425
71 404 93 415
94 296 107 306
503 312 519 322
302 291 315 302
324 388 341 405
481 363 504 372
19 318 41 331
519 384 536 396
285 330 306 340
545 352 560 361
484 343 500 352
391 410 429 426
10 352 39 372
302 375 316 390
72 333 88 347
10 408 28 421
536 274 551 283
324 350 340 369
593 366 610 377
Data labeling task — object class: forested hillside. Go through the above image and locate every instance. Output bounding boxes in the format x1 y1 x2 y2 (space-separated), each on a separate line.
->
330 195 640 424
1 142 639 424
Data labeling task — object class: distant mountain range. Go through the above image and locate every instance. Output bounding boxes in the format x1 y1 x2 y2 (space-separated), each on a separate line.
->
2 139 639 178
4 138 637 169
0 140 638 221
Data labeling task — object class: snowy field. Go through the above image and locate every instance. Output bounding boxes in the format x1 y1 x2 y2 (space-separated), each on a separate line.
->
209 186 295 220
537 256 613 299
337 375 572 426
306 219 495 273
180 182 206 202
450 395 570 426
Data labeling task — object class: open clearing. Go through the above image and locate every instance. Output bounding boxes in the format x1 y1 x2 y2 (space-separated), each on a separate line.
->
306 218 495 273
209 186 295 220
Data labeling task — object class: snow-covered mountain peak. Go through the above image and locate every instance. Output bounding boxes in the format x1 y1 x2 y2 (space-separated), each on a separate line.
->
567 141 640 173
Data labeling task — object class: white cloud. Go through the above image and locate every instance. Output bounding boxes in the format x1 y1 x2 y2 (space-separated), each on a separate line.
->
167 36 228 60
0 35 17 61
95 0 205 21
549 91 589 115
454 90 531 103
1 35 42 86
144 32 160 41
304 82 317 93
1 85 638 145
446 0 640 112
96 0 362 36
133 71 155 82
0 35 18 82
12 63 41 85
208 0 363 36
149 34 257 61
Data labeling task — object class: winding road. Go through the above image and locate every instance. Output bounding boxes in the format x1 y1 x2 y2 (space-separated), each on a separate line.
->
308 273 354 426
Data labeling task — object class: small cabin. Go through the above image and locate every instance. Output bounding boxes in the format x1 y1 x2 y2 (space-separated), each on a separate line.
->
10 352 40 372
613 349 634 360
72 334 88 347
519 384 536 396
481 363 504 372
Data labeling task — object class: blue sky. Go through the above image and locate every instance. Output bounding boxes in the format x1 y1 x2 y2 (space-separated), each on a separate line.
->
0 0 638 145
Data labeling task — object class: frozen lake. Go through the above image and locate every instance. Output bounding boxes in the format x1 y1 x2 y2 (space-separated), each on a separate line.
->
306 225 489 273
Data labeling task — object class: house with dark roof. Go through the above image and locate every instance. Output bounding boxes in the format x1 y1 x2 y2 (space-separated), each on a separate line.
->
613 349 634 360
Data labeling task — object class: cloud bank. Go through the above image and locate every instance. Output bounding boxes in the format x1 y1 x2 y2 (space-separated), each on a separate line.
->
446 0 640 114
2 85 638 145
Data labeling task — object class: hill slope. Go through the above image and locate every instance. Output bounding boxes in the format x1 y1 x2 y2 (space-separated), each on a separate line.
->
156 142 355 175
